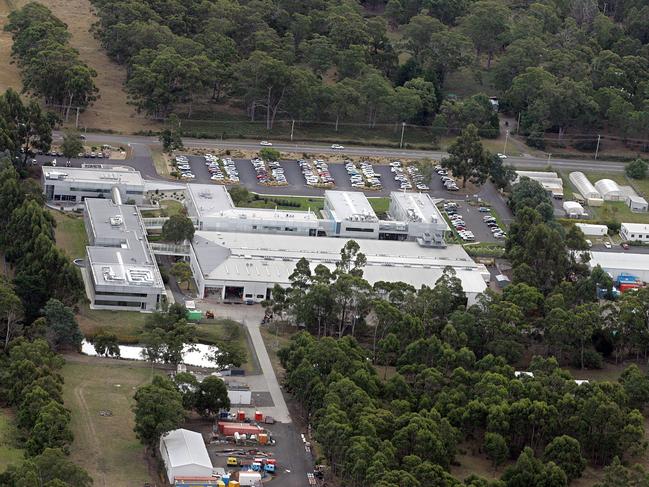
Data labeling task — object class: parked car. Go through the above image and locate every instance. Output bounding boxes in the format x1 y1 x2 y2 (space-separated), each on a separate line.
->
260 140 273 146
604 242 612 249
498 153 507 159
478 207 490 212
621 242 630 250
331 144 344 150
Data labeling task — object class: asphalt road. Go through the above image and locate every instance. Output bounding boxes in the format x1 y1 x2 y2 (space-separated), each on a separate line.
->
55 132 629 172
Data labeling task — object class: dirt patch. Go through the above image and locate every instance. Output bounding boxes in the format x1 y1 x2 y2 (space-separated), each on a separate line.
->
0 0 24 93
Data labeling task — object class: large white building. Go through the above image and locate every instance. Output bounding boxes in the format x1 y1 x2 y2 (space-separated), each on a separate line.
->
589 251 649 282
186 184 321 236
323 190 380 238
189 231 489 305
83 198 166 311
159 429 213 483
620 223 649 242
42 166 145 204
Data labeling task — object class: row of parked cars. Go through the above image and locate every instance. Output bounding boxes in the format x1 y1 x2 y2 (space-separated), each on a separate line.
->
345 161 382 189
299 159 334 186
251 158 287 185
204 154 239 183
390 161 430 191
480 207 507 239
436 166 459 191
444 202 475 241
174 155 195 179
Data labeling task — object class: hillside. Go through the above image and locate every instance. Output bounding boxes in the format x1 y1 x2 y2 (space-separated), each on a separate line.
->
0 0 155 133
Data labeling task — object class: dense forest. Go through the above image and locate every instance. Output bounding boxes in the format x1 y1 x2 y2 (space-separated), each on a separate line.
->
83 0 649 146
264 178 649 486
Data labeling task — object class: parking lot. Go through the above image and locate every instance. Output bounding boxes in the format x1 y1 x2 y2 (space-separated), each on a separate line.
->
443 201 506 243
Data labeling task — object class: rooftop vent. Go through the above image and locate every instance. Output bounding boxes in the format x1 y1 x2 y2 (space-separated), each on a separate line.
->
109 215 123 226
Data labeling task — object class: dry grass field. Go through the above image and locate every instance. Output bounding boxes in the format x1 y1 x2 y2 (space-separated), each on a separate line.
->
0 0 157 133
62 361 160 486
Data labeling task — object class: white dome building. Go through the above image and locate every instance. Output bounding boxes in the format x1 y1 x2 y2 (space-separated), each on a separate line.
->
569 172 603 206
595 179 624 201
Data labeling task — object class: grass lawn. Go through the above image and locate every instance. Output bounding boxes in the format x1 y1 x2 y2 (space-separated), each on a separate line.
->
237 194 325 212
0 409 23 473
62 361 159 486
368 197 390 215
49 209 88 259
151 147 170 177
76 304 148 343
140 199 186 218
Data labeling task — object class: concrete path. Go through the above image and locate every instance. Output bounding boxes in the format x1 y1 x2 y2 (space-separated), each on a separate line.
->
243 317 291 423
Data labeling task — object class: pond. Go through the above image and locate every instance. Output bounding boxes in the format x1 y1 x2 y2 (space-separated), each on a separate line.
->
81 340 218 368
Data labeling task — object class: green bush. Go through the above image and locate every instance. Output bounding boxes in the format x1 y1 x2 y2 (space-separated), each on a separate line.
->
625 158 648 179
572 349 603 369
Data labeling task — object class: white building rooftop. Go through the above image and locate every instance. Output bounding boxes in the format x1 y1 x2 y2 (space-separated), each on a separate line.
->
390 191 447 225
192 231 488 293
187 184 318 222
85 199 163 289
160 429 212 470
325 190 378 222
621 222 649 233
43 165 143 186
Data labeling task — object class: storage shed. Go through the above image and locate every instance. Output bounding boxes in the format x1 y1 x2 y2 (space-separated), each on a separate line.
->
569 172 603 206
563 201 585 218
627 195 648 212
595 179 624 201
575 223 608 236
160 429 213 483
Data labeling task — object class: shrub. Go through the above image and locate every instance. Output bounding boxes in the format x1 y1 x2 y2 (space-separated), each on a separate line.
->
625 159 648 179
571 348 603 369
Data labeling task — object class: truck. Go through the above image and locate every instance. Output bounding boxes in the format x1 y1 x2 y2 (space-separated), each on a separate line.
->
237 471 262 486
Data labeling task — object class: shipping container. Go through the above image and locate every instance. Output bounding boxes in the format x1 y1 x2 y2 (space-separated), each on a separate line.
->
186 310 203 321
258 434 268 445
229 481 240 487
620 283 641 293
617 274 640 285
237 411 246 421
254 411 263 422
218 422 264 436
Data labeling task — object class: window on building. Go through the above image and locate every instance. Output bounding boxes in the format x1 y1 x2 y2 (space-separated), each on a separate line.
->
256 294 264 298
345 227 375 233
244 293 253 298
632 234 635 238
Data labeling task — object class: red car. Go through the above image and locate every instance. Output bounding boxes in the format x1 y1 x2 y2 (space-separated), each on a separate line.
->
621 242 630 250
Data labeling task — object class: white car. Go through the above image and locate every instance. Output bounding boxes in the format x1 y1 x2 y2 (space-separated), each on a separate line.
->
604 241 612 249
260 141 273 146
498 153 507 159
180 173 195 179
331 144 344 150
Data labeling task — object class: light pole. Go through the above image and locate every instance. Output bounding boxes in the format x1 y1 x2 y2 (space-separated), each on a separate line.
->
503 130 509 156
547 153 552 164
595 134 601 160
399 122 406 149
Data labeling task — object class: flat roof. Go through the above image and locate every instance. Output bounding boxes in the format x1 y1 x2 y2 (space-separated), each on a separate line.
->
187 184 318 222
621 223 649 232
325 190 378 222
589 251 649 271
390 191 447 225
628 195 648 203
192 231 488 293
43 166 143 186
85 199 163 289
161 429 212 469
